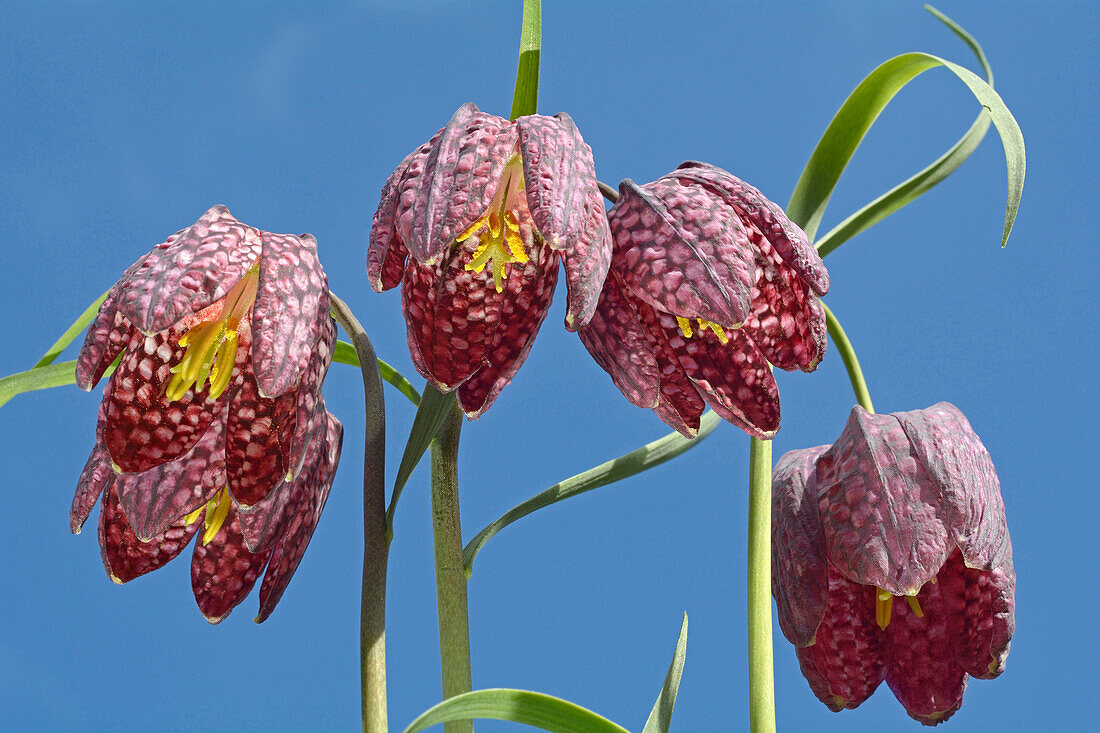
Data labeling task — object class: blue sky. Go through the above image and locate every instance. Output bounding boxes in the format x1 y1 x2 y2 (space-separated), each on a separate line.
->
1 1 1096 730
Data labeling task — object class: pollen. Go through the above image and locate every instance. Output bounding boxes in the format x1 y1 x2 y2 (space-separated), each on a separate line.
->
457 156 529 293
674 316 730 344
166 263 259 401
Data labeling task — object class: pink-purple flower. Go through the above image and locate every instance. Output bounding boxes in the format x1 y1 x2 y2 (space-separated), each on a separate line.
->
70 205 342 623
367 102 613 417
578 162 829 438
772 403 1014 725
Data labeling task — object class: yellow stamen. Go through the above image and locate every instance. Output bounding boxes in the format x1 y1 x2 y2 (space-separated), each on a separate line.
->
675 316 730 344
458 156 529 293
183 506 204 525
698 318 729 344
906 594 925 618
165 264 259 401
201 487 232 546
875 587 894 630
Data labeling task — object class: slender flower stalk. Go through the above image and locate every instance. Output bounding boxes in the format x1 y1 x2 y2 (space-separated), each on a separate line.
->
430 401 473 733
330 293 389 733
748 437 776 733
822 302 874 413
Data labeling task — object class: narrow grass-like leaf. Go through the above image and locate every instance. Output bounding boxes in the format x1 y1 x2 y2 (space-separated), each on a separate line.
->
0 361 81 408
390 385 457 518
508 0 541 120
813 8 998 257
403 689 630 733
787 8 1023 247
463 410 721 574
35 290 110 368
642 613 689 733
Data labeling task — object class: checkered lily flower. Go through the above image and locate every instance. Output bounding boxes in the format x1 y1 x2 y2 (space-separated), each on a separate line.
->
772 403 1015 725
578 161 829 438
70 205 342 623
368 103 613 417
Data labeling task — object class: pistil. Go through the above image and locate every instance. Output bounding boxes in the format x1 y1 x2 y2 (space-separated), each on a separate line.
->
457 156 529 292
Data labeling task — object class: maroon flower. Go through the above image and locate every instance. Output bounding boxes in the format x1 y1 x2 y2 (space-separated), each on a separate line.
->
368 102 612 417
577 161 829 438
70 205 343 623
772 403 1014 725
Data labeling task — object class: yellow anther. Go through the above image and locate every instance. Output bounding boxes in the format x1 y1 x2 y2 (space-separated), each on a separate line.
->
207 329 239 399
183 506 204 525
698 318 729 344
201 487 232 546
875 587 894 630
906 594 925 618
676 316 693 338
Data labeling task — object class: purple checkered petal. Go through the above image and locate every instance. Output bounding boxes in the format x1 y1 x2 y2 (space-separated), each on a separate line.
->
457 242 558 418
609 178 755 328
115 206 263 334
114 403 229 542
250 231 329 398
401 103 517 264
669 161 829 296
368 138 435 292
814 407 953 596
516 113 612 328
75 250 158 390
98 483 201 584
238 397 330 553
772 445 831 648
190 506 273 624
401 240 505 392
255 413 342 623
577 271 660 410
895 402 1011 571
71 444 114 534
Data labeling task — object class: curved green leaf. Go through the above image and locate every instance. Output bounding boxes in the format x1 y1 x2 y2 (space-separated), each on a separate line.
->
642 613 689 733
787 8 1023 248
403 689 630 733
35 290 110 368
463 410 721 575
813 7 995 257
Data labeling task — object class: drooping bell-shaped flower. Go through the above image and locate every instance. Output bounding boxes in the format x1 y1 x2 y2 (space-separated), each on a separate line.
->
368 102 613 417
577 161 829 438
70 205 343 622
772 403 1014 725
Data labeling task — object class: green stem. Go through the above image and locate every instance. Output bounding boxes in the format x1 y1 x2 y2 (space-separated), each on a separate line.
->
747 437 776 733
330 294 390 733
508 0 541 120
822 301 875 413
430 401 473 733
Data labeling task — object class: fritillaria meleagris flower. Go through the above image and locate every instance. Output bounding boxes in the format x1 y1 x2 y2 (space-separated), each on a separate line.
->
69 205 343 623
367 102 613 417
772 403 1014 725
577 161 829 438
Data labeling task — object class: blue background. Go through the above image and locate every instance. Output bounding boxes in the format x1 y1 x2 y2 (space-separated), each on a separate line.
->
1 1 1095 730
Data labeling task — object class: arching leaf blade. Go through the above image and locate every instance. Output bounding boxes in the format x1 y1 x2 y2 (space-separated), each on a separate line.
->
463 410 721 574
403 689 630 733
787 9 1023 249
